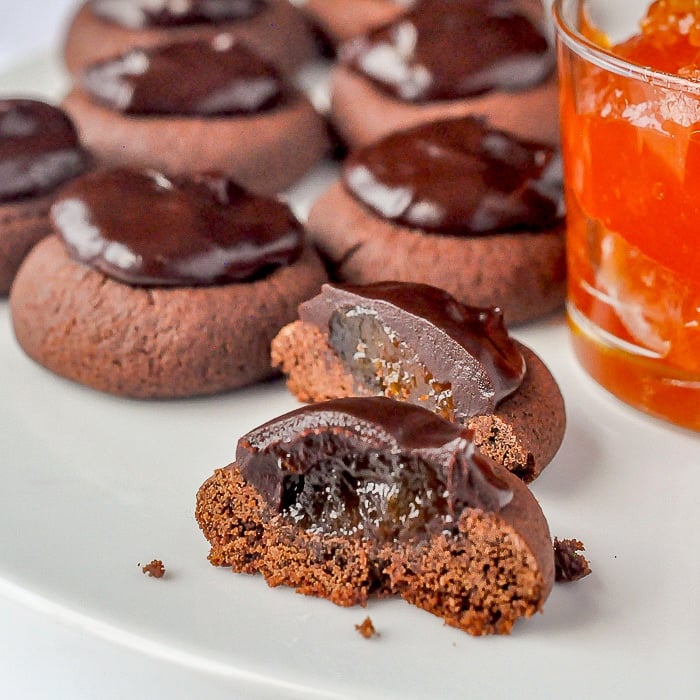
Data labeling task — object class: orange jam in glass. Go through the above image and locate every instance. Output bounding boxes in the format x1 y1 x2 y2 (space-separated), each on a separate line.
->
555 0 700 430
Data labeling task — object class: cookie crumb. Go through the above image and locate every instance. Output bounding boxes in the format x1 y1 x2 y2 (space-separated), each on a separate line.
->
141 559 166 579
355 616 378 639
553 538 591 582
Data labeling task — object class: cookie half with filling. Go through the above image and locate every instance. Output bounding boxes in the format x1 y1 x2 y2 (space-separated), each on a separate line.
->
308 116 566 324
272 281 565 480
64 0 318 77
196 397 555 635
331 0 559 148
0 99 90 294
10 168 327 398
62 37 329 195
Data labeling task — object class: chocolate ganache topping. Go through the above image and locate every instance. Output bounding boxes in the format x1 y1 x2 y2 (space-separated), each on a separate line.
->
51 168 303 286
343 117 562 235
342 0 553 102
82 37 284 115
90 0 265 30
0 100 89 203
300 282 526 419
237 397 514 542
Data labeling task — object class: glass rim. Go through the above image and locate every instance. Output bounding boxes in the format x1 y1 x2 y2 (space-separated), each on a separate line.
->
551 0 700 94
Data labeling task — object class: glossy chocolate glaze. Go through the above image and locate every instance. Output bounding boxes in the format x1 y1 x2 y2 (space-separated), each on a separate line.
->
90 0 265 30
342 0 553 102
82 37 284 115
237 397 514 542
51 168 303 286
300 281 525 419
0 100 89 203
343 117 562 235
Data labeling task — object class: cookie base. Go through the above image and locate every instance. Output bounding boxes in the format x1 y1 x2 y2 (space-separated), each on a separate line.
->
302 0 406 43
271 320 566 480
331 64 560 149
0 193 53 295
10 236 327 398
196 463 554 635
62 90 330 196
307 182 566 325
63 0 318 76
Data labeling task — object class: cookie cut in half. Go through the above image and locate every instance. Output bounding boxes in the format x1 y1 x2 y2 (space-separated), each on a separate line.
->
196 397 555 635
272 282 565 481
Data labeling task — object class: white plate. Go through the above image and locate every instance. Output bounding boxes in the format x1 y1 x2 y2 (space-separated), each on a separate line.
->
1 51 699 700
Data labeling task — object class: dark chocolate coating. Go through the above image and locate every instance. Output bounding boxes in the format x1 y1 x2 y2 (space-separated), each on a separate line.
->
237 397 514 542
51 168 303 286
343 117 562 235
82 38 284 115
90 0 265 29
0 100 89 203
300 282 525 418
342 0 553 102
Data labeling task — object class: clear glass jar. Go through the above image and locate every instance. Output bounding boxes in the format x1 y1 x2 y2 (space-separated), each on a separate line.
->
553 0 700 430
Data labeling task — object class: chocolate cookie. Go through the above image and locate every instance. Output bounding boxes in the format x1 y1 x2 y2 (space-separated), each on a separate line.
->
301 0 409 44
330 0 559 148
64 0 318 77
0 99 90 294
62 38 329 195
307 117 566 324
10 169 327 398
196 397 555 635
271 282 566 480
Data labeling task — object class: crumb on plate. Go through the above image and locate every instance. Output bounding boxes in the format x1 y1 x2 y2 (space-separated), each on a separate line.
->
554 538 591 582
141 559 166 579
355 616 378 639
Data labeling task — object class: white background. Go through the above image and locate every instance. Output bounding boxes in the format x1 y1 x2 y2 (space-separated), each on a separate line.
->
0 0 76 71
